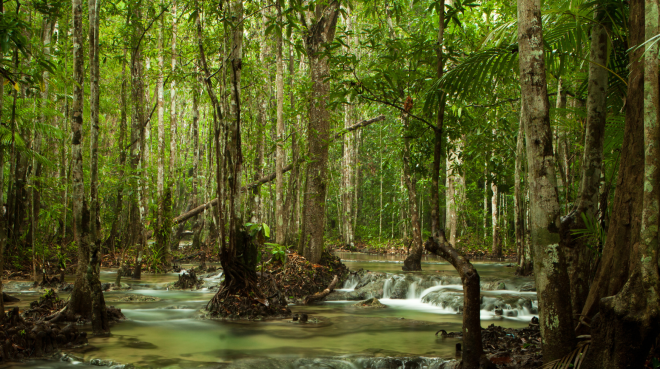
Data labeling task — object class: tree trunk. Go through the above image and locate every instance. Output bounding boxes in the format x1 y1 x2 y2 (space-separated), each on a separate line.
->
283 43 299 246
584 0 660 365
87 0 108 334
274 0 285 245
580 0 645 320
426 233 488 369
130 0 148 280
69 0 92 316
515 107 531 275
402 110 423 271
431 1 446 242
156 7 167 266
491 179 500 256
560 7 609 319
299 1 340 264
517 0 576 361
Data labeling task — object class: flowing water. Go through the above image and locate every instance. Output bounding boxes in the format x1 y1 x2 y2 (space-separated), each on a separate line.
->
6 252 537 369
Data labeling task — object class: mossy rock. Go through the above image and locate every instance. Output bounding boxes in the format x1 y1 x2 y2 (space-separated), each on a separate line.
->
353 297 387 309
114 294 162 302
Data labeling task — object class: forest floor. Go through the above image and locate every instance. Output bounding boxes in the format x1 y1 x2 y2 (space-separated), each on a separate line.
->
0 290 91 363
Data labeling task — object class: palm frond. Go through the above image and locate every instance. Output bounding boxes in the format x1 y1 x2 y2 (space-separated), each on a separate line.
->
540 341 590 369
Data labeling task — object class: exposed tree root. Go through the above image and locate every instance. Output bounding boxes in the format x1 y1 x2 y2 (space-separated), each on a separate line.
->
304 275 338 305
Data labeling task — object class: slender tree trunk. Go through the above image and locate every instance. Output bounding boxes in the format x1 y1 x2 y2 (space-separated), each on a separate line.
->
515 107 531 275
170 0 177 182
430 1 446 241
283 43 299 246
156 10 168 266
426 234 487 369
560 7 610 319
274 0 285 244
300 1 340 263
130 0 148 280
402 110 423 271
517 0 576 360
491 179 500 256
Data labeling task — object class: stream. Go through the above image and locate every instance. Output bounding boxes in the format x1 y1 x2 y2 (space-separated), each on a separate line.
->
5 252 537 369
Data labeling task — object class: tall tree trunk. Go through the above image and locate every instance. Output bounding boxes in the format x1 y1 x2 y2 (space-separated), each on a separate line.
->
69 0 92 316
156 10 168 266
584 0 660 365
517 0 576 361
580 0 645 320
560 7 610 319
0 0 6 314
170 0 177 183
274 0 285 245
283 42 299 246
87 0 108 334
402 110 423 271
299 1 340 263
130 0 148 280
168 0 178 259
191 78 202 250
430 0 446 242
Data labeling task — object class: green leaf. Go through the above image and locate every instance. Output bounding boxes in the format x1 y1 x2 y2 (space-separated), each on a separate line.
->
262 223 270 238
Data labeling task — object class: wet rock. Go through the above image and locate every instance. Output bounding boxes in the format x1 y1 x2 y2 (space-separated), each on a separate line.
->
353 297 387 309
421 290 464 312
2 292 19 302
173 270 203 290
113 294 161 302
90 358 114 366
519 282 536 292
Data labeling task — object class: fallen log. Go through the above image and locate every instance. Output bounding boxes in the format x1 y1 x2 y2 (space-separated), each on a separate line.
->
303 274 338 305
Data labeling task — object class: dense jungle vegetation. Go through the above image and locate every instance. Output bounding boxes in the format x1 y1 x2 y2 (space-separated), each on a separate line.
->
0 0 659 367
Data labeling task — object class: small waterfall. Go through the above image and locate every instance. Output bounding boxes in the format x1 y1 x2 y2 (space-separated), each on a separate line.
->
406 282 418 299
382 278 393 299
337 274 360 292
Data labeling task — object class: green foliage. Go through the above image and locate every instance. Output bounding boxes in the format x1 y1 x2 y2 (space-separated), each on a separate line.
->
571 212 607 255
265 243 287 264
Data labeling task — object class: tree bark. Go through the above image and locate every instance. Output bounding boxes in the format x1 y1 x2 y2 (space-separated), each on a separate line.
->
69 0 92 316
560 8 610 319
517 0 576 361
515 107 531 275
425 233 487 369
275 0 285 245
156 6 168 266
87 0 109 334
584 0 660 365
299 0 340 264
431 0 446 242
402 109 423 271
491 179 500 256
580 0 646 320
129 0 148 280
